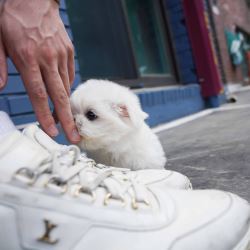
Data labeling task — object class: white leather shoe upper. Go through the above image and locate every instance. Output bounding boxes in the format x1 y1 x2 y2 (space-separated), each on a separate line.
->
0 125 250 250
22 125 192 190
130 169 192 190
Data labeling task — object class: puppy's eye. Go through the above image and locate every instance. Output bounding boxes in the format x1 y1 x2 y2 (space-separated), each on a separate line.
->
85 110 98 121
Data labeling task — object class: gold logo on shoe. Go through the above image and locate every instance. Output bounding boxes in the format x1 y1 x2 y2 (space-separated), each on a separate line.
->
37 219 59 245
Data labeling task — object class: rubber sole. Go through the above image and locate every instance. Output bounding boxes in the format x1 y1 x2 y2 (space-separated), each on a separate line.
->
233 225 250 250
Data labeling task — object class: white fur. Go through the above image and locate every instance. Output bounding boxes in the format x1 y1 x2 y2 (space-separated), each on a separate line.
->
70 79 167 170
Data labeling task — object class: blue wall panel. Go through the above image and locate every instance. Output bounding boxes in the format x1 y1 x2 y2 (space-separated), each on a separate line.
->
165 0 181 8
7 96 32 115
138 85 204 127
72 74 82 89
60 10 70 27
176 51 194 69
12 114 37 126
179 68 197 84
1 76 25 94
173 36 191 52
165 0 198 85
59 0 67 10
7 59 18 74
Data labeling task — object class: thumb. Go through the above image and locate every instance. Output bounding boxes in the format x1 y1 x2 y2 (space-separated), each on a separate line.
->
0 33 7 90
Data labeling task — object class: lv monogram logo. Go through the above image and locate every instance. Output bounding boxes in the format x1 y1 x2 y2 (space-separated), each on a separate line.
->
37 219 59 245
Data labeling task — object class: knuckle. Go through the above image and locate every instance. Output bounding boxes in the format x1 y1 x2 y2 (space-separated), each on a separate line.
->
54 89 68 106
67 43 74 56
58 47 67 59
19 46 36 62
37 112 53 124
31 86 47 101
42 46 57 62
62 116 74 127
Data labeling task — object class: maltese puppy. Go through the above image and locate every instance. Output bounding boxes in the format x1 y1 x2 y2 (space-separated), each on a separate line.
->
70 79 167 170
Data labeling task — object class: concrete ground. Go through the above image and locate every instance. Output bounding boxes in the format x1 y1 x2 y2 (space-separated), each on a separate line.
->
158 89 250 202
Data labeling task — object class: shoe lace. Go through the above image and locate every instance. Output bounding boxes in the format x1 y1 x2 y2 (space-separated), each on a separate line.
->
13 145 150 209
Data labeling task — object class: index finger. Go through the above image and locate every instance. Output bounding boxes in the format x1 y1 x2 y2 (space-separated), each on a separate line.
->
20 63 59 137
42 66 80 143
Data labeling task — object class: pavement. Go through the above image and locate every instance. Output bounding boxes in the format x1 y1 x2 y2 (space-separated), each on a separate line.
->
158 89 250 202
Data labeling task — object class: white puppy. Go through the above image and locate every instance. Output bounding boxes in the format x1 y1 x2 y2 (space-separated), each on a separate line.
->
70 79 167 170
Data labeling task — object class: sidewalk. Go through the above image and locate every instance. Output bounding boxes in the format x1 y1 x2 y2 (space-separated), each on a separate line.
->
158 89 250 201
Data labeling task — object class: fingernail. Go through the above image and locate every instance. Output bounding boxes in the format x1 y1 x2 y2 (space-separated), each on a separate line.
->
71 128 81 142
48 124 59 137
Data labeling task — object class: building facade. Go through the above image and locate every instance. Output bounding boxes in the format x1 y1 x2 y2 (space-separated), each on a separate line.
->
207 0 250 85
1 0 249 142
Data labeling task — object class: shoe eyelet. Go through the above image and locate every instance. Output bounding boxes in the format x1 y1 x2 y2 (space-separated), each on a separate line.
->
13 167 36 185
73 185 96 202
103 193 126 207
131 198 139 210
131 198 151 210
45 177 68 194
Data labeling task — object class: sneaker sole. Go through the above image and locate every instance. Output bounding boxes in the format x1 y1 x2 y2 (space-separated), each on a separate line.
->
233 225 250 250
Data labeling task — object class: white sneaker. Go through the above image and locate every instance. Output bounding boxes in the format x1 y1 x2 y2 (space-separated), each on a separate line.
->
0 126 250 250
23 124 192 190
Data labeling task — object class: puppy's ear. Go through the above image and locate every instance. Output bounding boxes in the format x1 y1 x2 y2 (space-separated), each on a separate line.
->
112 103 148 127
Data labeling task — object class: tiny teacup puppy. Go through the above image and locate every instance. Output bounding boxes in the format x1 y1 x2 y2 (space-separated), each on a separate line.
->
70 79 167 170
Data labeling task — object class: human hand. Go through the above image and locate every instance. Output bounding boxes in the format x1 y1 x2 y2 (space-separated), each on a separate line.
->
0 0 81 143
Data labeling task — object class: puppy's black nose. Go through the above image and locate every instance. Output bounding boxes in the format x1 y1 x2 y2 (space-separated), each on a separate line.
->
75 119 82 127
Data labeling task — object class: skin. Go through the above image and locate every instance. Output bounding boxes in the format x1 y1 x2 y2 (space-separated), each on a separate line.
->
0 0 81 143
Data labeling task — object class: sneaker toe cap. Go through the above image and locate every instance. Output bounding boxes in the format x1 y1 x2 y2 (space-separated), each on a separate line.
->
135 169 192 190
167 190 250 250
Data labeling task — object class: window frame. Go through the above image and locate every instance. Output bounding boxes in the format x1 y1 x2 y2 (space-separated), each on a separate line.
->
119 0 179 88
